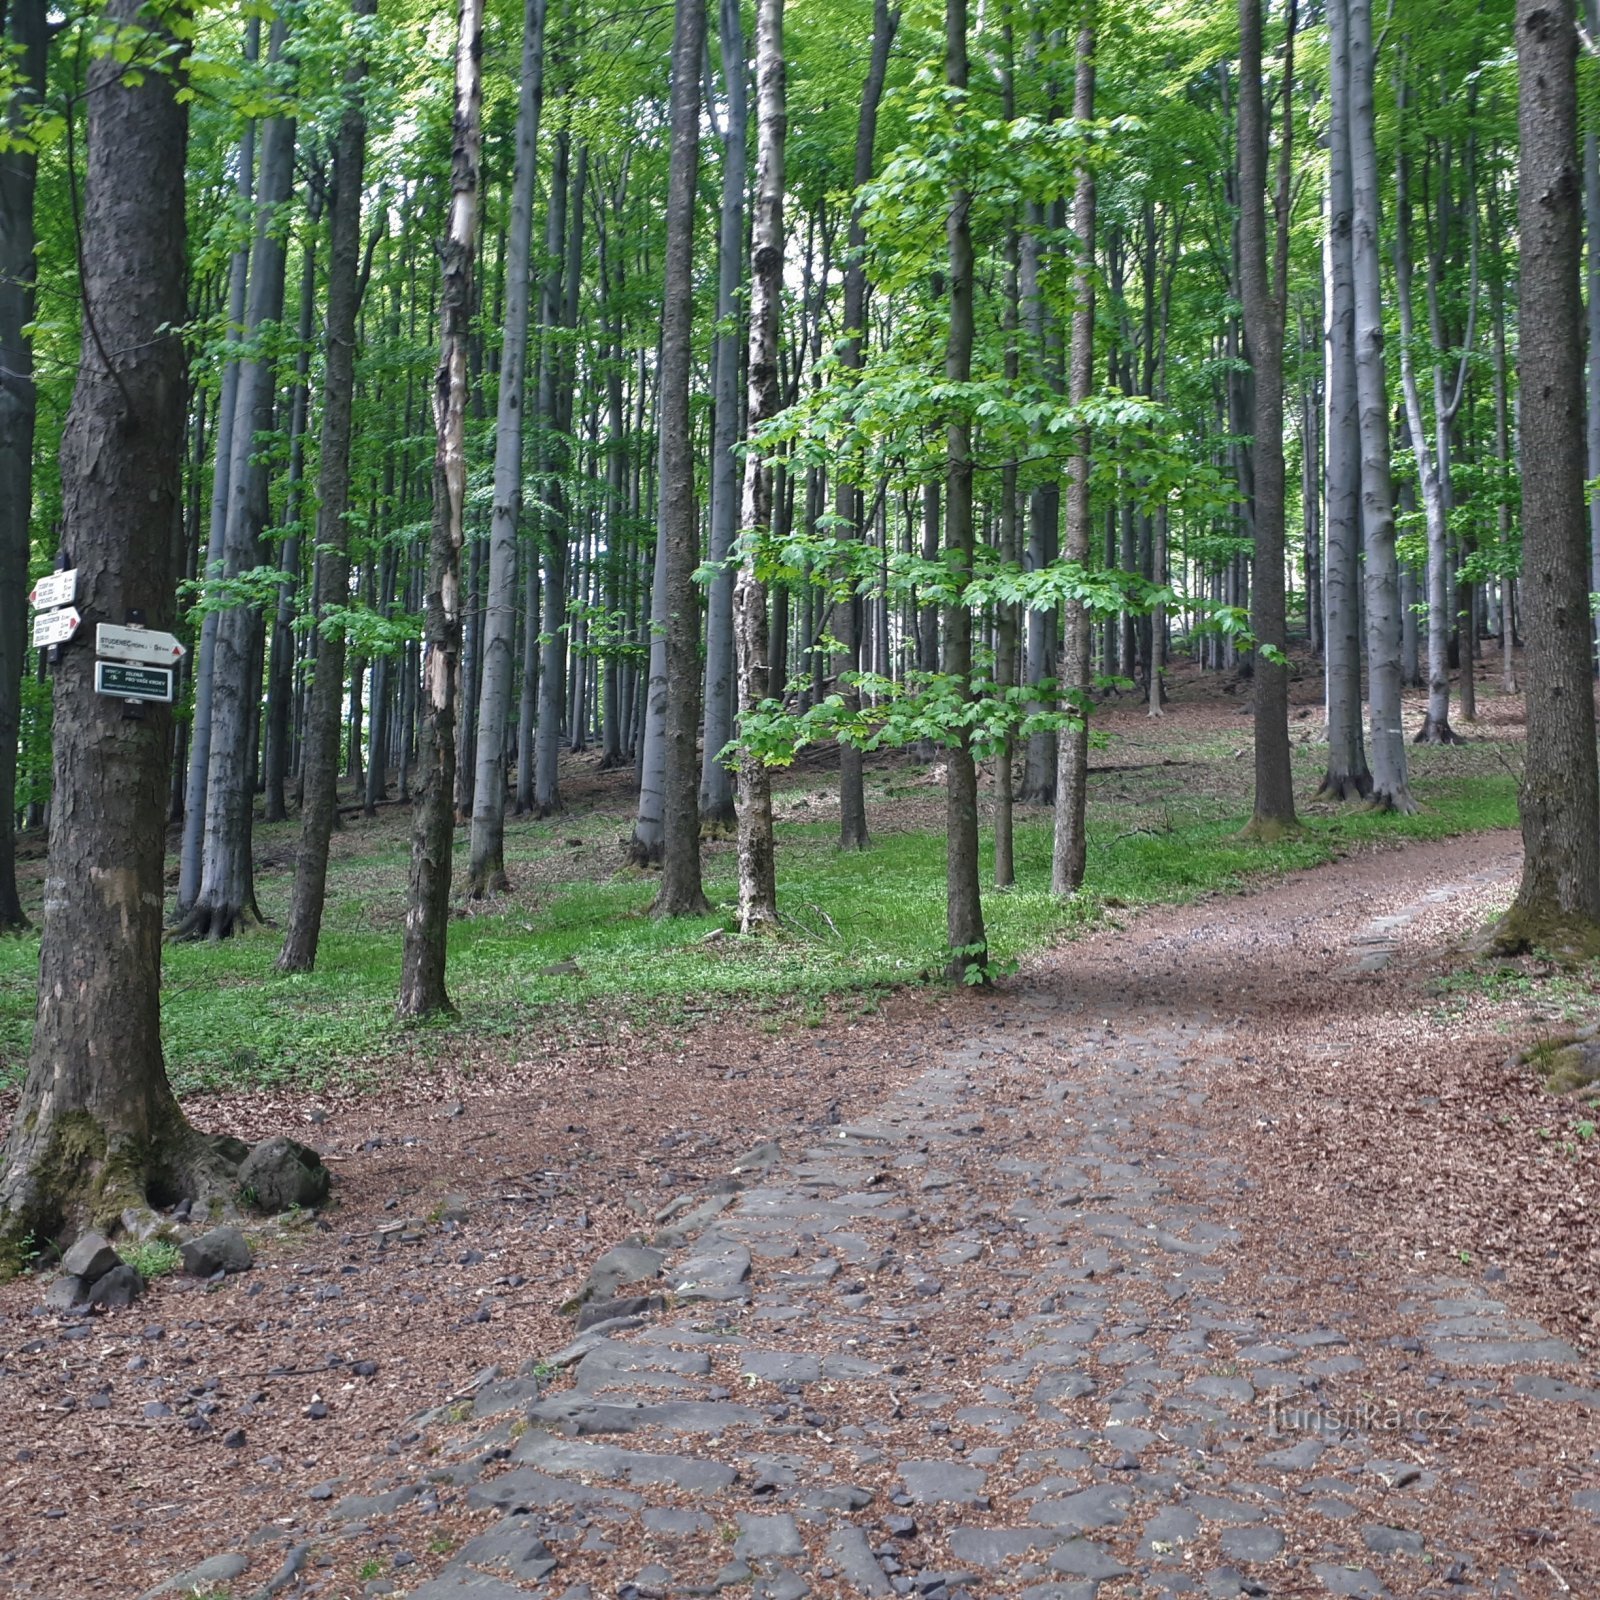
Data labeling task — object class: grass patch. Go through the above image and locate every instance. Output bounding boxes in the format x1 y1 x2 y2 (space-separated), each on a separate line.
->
122 1238 183 1280
0 752 1518 1097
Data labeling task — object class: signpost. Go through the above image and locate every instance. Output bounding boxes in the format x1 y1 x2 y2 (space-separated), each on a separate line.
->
31 607 82 649
29 569 78 610
94 623 187 666
93 661 175 704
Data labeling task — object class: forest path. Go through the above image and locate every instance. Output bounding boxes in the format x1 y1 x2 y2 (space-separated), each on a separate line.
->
127 831 1600 1599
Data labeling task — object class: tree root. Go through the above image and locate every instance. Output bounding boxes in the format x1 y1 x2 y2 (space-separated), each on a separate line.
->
1314 769 1374 803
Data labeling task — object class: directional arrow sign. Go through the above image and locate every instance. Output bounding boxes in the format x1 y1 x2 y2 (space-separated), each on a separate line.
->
95 623 187 665
94 661 174 704
29 569 77 610
32 606 82 648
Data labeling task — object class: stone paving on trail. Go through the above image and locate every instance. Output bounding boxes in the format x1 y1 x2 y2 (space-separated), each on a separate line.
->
137 860 1600 1600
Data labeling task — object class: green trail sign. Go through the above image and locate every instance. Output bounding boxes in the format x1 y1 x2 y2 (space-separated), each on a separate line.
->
94 661 174 704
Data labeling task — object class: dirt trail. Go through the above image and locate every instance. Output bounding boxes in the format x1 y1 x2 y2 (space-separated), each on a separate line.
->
5 829 1598 1600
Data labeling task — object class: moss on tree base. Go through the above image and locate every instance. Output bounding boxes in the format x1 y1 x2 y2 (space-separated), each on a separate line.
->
1239 813 1302 844
1487 902 1600 963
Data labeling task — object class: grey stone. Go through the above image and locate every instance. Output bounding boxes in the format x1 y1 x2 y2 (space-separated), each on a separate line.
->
947 1528 1063 1569
467 1467 640 1514
180 1224 253 1278
575 1340 711 1393
1138 1507 1200 1562
755 1572 809 1600
1510 1374 1600 1409
137 1552 249 1598
1426 1336 1578 1366
473 1376 543 1419
899 1460 987 1508
577 1293 665 1331
1218 1525 1284 1563
1361 1525 1423 1557
1032 1485 1132 1533
644 1507 714 1537
1235 1343 1297 1364
1310 1567 1388 1599
735 1514 805 1561
86 1264 144 1308
410 1572 542 1600
742 1350 822 1384
328 1484 421 1521
526 1394 761 1436
61 1231 121 1282
825 1524 891 1596
796 1483 874 1513
1259 1438 1324 1471
672 1242 753 1302
512 1432 738 1492
456 1514 560 1582
44 1276 87 1312
1046 1541 1132 1581
578 1244 665 1304
237 1136 331 1211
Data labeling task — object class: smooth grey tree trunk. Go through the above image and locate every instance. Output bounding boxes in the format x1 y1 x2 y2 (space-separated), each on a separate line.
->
942 0 985 981
278 1 377 973
179 20 298 936
1318 0 1371 802
178 18 260 914
698 0 749 836
1051 19 1096 895
468 0 546 895
1346 0 1414 810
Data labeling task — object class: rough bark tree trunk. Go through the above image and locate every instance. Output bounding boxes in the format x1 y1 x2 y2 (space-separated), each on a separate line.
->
0 0 244 1262
0 0 46 932
1494 0 1600 955
398 0 483 1015
1238 0 1299 838
651 0 711 917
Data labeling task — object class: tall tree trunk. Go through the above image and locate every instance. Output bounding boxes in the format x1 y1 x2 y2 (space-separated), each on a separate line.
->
1318 0 1372 801
468 0 546 894
831 0 898 852
733 0 785 935
179 19 297 937
941 0 985 982
698 0 749 837
398 0 483 1015
0 0 46 931
1347 0 1414 810
1494 0 1600 955
651 0 711 916
178 18 261 913
1238 0 1299 837
0 0 241 1260
263 193 321 823
278 0 376 973
1051 19 1096 896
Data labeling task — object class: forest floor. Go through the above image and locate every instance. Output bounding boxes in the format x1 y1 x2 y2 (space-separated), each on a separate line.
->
2 659 1598 1600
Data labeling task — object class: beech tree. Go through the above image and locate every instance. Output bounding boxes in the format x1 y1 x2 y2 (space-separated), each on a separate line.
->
0 0 241 1254
1494 0 1600 955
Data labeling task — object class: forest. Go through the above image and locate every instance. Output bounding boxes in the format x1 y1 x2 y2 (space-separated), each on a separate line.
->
2 0 1600 1595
